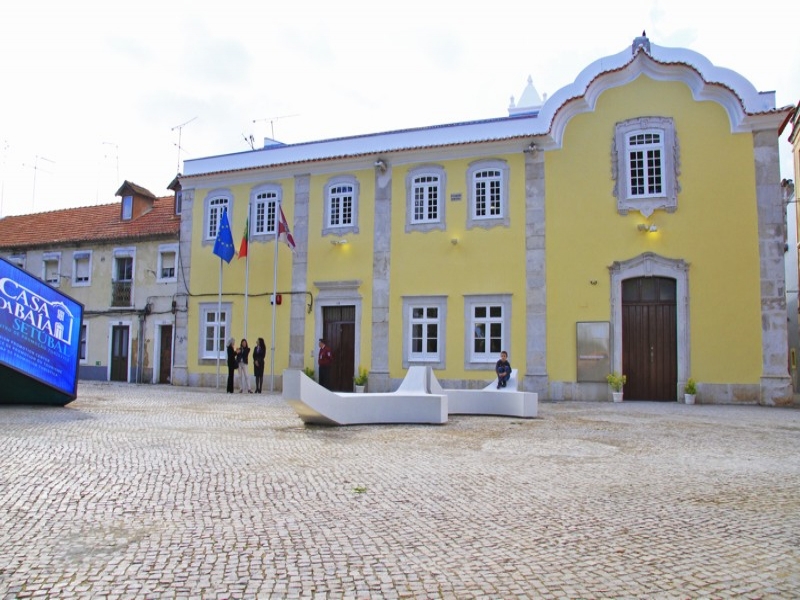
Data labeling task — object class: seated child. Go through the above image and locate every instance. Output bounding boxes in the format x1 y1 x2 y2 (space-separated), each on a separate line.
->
495 351 511 389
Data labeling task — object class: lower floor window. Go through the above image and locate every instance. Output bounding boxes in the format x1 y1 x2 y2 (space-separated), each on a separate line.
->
465 295 511 366
402 296 447 369
200 304 230 359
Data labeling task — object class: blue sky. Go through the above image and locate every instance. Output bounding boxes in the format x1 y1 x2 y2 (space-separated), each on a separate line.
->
1 0 797 216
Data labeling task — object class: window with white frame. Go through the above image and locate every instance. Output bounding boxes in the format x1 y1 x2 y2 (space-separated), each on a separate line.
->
42 252 61 286
465 294 511 366
252 186 280 237
174 190 182 215
158 244 178 281
121 195 133 221
72 251 92 286
323 176 359 235
402 296 447 369
204 192 231 241
612 116 679 216
200 303 231 360
467 159 509 229
406 166 445 232
79 324 87 362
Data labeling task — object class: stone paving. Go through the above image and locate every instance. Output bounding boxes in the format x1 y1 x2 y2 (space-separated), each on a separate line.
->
1 382 799 599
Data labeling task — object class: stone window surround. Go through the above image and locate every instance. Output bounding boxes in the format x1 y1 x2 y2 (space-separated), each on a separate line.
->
323 175 360 236
198 302 232 361
466 158 510 229
464 293 512 369
405 165 446 233
612 116 680 217
250 184 282 238
402 295 447 369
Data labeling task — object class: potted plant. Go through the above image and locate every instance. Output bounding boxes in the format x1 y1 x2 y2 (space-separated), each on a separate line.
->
303 366 315 380
606 371 626 402
684 378 697 404
354 367 368 392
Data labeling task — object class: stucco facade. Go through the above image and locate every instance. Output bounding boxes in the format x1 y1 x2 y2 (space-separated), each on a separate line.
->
177 36 793 404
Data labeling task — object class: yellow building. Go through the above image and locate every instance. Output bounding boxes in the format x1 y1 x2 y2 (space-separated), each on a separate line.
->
176 34 793 405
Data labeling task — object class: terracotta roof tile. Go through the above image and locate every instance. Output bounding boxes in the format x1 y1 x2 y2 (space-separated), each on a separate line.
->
0 197 180 251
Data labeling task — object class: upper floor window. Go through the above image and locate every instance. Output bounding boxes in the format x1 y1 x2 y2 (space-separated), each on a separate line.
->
323 176 359 235
121 195 133 221
467 159 509 229
42 252 61 287
251 185 281 238
402 296 447 369
112 248 135 308
406 165 446 233
8 255 25 270
72 251 92 286
158 244 178 282
464 294 511 367
204 191 232 241
175 190 183 215
613 117 679 217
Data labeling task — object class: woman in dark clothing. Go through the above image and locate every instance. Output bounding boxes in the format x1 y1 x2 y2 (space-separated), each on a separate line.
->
253 337 267 393
226 337 238 393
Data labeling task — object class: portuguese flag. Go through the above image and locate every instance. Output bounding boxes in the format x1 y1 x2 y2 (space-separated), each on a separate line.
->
238 217 249 258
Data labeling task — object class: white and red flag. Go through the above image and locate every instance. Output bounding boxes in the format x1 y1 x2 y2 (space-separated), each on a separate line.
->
277 206 296 251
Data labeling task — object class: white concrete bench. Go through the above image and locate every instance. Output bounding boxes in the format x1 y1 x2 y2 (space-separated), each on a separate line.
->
283 366 447 426
431 369 538 418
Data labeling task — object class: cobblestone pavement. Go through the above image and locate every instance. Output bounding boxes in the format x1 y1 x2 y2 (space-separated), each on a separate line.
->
1 383 799 599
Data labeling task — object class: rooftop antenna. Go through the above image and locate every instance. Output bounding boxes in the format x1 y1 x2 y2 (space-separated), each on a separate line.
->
171 116 197 172
242 134 255 150
23 155 55 212
252 114 299 140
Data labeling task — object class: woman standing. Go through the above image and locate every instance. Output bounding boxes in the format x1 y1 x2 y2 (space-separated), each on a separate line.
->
237 338 251 393
226 338 238 393
253 337 267 393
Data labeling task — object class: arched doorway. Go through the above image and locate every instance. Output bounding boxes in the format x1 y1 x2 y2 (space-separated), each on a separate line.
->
621 277 677 400
609 252 690 401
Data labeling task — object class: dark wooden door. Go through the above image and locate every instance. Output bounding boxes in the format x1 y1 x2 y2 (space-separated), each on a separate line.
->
323 305 355 392
622 277 677 400
110 325 129 382
159 325 173 384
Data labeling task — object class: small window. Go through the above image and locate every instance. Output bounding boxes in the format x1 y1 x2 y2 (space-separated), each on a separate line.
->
175 190 183 215
42 252 61 287
251 186 281 237
122 195 133 221
402 296 447 369
204 191 232 241
405 166 446 233
613 117 679 216
466 159 509 229
464 294 512 367
323 176 359 236
73 251 92 286
8 255 25 270
157 244 178 281
200 304 231 359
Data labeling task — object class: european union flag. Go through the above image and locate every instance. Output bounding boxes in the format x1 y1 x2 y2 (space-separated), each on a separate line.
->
213 210 235 263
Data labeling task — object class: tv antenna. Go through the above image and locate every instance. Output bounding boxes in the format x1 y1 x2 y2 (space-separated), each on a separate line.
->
171 116 197 172
252 114 299 140
22 155 55 211
242 134 255 150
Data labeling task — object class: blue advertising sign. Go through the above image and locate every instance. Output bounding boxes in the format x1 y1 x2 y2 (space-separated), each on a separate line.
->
0 257 84 401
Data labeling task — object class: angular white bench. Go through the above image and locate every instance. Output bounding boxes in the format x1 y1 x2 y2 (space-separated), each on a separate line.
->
283 366 447 426
431 369 538 418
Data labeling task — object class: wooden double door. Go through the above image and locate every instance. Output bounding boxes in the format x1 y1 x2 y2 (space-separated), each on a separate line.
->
621 277 677 401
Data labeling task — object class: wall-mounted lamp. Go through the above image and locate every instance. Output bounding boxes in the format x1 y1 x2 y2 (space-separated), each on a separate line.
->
374 159 387 172
637 224 658 233
331 239 348 246
590 280 598 286
523 142 538 154
450 238 459 245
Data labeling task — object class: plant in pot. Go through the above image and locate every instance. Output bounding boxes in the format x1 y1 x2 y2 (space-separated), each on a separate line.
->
606 371 626 402
303 366 315 380
354 367 368 392
684 378 697 404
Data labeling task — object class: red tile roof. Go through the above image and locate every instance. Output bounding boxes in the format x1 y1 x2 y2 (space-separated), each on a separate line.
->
0 197 180 251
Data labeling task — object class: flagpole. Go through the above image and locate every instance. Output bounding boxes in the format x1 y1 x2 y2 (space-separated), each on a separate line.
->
216 257 222 389
269 201 280 392
243 205 251 339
